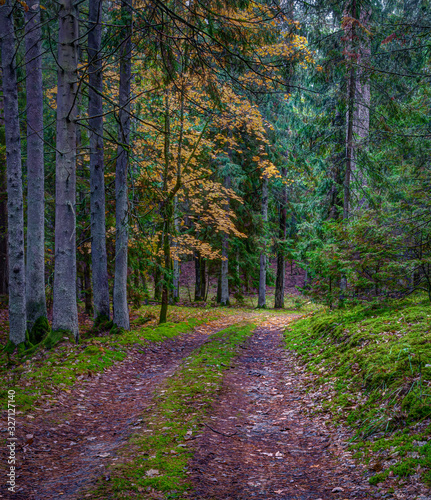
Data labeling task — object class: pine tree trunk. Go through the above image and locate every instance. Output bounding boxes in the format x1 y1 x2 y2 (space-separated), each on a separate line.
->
159 202 172 323
200 258 206 300
113 2 132 330
352 7 371 210
258 175 268 308
0 130 8 296
220 176 230 306
0 1 27 344
172 197 179 301
220 235 229 305
194 251 201 300
88 0 110 321
343 1 371 217
25 0 47 331
274 168 287 309
52 0 79 339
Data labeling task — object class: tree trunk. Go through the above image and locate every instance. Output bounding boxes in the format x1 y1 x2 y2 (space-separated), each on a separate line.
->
220 235 229 305
52 0 79 339
159 201 173 323
0 116 8 296
343 1 371 217
258 175 268 308
25 0 47 331
113 2 132 330
200 258 206 300
194 251 201 300
274 168 287 309
172 196 179 301
88 0 110 321
0 2 27 344
220 176 230 306
352 7 371 210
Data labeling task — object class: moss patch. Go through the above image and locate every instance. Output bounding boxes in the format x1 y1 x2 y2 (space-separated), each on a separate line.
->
87 322 255 499
29 316 50 345
284 294 431 486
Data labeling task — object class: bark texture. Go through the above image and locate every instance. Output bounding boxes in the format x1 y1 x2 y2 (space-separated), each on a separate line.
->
258 175 268 308
220 176 230 306
0 94 8 295
0 163 7 296
274 168 287 309
343 1 371 217
25 0 47 330
52 0 79 338
0 2 27 344
88 0 110 320
113 2 132 329
172 197 179 301
194 251 201 300
220 235 229 305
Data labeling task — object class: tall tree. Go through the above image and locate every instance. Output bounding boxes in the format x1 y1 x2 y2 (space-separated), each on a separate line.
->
274 167 287 309
25 0 47 330
0 0 27 344
88 0 110 321
258 175 268 308
52 0 79 339
220 176 231 306
0 75 8 296
343 0 371 217
113 1 132 330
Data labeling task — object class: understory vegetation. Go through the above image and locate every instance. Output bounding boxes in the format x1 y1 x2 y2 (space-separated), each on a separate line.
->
284 293 431 487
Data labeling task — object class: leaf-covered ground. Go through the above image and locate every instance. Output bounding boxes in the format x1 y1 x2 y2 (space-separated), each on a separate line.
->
2 296 431 499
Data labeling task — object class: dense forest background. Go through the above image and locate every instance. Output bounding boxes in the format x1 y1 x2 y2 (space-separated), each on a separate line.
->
1 0 431 347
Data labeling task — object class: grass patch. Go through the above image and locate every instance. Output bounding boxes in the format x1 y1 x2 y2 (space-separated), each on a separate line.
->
88 322 256 499
284 293 431 486
0 317 207 414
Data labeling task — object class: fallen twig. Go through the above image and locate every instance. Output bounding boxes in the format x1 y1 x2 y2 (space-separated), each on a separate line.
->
203 422 238 438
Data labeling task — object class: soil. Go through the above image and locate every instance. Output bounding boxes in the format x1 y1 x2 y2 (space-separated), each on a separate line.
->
188 318 374 500
1 315 426 500
0 317 243 500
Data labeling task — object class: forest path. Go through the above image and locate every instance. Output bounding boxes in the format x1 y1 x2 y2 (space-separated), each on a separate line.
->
3 314 255 500
188 318 374 500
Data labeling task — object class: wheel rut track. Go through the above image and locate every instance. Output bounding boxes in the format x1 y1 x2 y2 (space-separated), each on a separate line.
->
189 321 373 500
0 328 223 500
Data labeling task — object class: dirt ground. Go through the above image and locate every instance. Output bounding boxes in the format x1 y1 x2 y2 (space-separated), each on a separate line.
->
2 315 428 500
188 318 375 500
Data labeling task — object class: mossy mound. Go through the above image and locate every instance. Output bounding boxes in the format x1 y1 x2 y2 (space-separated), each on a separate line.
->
43 329 76 350
29 316 50 345
284 294 431 486
109 323 126 335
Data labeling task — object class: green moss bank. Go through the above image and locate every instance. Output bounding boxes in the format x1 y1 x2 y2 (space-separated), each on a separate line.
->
284 295 431 486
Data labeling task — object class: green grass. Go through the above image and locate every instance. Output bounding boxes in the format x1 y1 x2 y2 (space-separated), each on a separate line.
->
0 317 206 413
284 294 431 486
88 322 256 499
